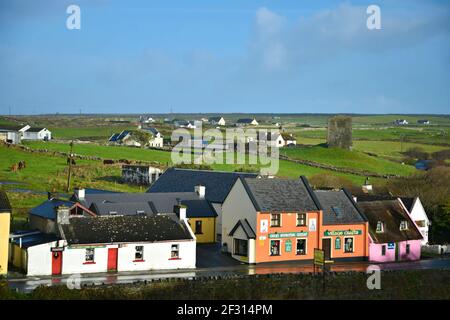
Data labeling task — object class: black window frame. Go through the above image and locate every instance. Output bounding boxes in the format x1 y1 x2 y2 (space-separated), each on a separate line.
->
296 238 307 255
297 213 306 227
270 213 281 227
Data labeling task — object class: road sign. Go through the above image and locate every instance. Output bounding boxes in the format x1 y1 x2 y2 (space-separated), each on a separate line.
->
314 248 325 266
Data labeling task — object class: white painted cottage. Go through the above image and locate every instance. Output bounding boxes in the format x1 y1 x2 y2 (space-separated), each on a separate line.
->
10 205 196 276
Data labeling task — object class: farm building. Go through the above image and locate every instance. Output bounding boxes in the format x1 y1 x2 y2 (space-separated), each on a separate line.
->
417 119 430 125
10 211 196 276
327 116 352 150
22 127 52 141
357 200 423 263
208 117 226 126
0 125 29 144
0 190 12 275
236 118 259 126
147 168 258 242
122 164 163 185
221 176 369 264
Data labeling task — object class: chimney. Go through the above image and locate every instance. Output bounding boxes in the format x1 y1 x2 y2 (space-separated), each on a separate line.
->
56 205 71 225
195 185 206 199
75 188 85 200
174 204 187 221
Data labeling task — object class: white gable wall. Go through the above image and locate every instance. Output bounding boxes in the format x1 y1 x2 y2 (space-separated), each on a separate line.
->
408 198 430 245
221 179 257 253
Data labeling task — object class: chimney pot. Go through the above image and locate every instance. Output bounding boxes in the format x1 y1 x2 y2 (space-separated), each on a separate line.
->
195 185 206 199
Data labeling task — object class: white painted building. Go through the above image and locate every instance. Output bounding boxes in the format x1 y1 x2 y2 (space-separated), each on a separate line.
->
10 207 196 276
400 197 430 245
22 127 52 141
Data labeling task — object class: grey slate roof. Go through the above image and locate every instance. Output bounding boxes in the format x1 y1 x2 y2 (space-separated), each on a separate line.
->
0 190 12 213
147 168 258 203
79 192 217 218
236 118 255 123
314 189 367 225
30 199 75 219
61 215 193 245
26 127 46 133
241 176 320 212
357 200 423 243
229 219 256 239
89 201 156 216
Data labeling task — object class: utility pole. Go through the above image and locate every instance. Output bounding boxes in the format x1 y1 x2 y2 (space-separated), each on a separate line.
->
66 140 74 192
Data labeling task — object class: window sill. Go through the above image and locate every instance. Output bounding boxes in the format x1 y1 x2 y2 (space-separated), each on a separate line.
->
83 261 96 265
270 226 282 228
195 232 204 235
169 257 181 260
133 259 145 262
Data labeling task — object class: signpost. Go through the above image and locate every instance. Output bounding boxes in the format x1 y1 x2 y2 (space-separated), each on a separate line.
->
314 248 326 293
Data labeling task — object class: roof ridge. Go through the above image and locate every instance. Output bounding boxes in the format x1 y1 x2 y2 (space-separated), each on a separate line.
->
300 176 323 211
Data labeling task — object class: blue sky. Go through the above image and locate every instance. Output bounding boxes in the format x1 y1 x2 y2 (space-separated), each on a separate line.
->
0 0 449 114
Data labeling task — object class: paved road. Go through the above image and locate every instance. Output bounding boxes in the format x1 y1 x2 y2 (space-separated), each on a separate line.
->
8 255 450 293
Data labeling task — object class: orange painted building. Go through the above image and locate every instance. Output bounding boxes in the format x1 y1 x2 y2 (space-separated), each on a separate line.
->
223 177 369 264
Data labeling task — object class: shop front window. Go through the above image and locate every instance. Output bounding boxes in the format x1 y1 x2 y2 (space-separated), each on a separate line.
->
270 240 281 256
296 239 306 255
344 237 354 253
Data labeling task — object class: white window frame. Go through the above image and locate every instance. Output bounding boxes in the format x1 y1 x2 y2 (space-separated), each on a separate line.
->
270 213 282 227
296 213 307 227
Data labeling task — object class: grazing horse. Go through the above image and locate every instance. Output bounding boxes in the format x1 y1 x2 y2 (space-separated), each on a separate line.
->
18 160 26 170
10 164 18 172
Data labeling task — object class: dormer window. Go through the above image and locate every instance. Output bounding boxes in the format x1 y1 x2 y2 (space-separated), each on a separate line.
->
376 221 384 233
400 220 408 231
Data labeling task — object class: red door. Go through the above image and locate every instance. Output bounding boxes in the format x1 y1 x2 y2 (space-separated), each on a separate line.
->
107 248 118 272
51 251 63 275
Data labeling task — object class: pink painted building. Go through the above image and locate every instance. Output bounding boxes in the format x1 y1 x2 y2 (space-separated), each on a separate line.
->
358 199 423 263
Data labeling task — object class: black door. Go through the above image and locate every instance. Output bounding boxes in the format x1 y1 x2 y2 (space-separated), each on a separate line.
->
322 239 332 261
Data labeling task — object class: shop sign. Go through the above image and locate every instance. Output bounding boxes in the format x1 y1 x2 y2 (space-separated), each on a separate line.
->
388 243 395 250
269 231 308 239
324 230 362 236
260 219 269 233
314 248 324 266
285 240 292 253
50 247 64 252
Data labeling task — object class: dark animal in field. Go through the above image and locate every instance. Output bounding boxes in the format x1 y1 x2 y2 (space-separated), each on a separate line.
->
18 160 26 170
103 159 115 165
67 157 76 165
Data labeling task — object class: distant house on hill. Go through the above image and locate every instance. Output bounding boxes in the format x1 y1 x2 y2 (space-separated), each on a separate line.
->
108 130 141 147
417 119 430 125
141 127 163 148
265 132 296 148
394 119 409 125
208 117 226 126
236 118 258 126
22 127 52 141
173 120 197 129
139 116 156 124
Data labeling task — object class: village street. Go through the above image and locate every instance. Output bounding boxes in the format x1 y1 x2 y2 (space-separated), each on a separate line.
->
7 244 450 293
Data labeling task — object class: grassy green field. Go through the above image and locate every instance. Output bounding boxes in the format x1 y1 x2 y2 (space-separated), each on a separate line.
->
282 145 415 176
50 126 134 141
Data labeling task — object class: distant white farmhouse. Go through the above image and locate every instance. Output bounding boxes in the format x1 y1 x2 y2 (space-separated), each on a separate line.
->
417 119 430 125
108 130 141 147
394 119 409 125
174 120 197 129
209 117 226 126
141 127 164 148
236 118 258 126
265 132 296 148
22 127 52 141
